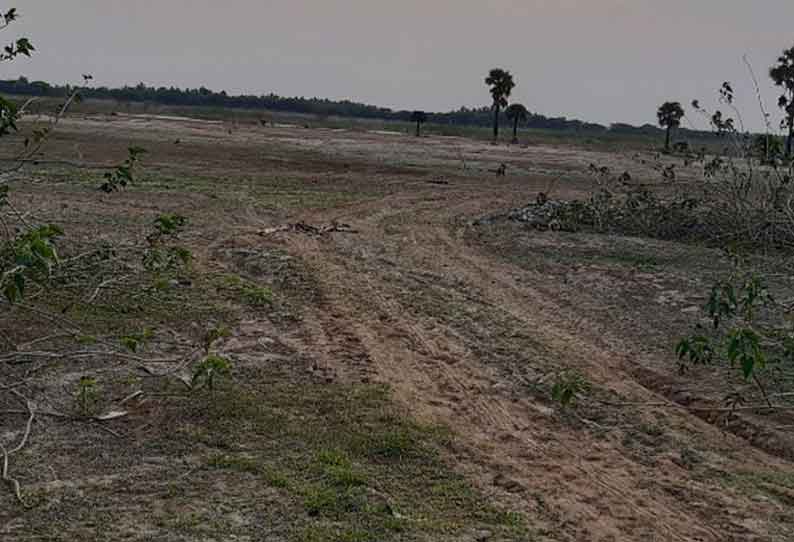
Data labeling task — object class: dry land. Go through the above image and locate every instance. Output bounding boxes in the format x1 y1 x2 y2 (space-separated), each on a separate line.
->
1 112 793 541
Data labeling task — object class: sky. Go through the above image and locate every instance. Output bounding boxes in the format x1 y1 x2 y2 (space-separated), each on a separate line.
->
4 1 794 130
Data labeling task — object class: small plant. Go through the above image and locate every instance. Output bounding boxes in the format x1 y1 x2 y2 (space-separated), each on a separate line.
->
151 213 188 239
317 449 367 488
192 325 233 392
120 328 154 353
99 146 147 192
142 214 191 272
240 283 273 307
215 274 273 307
551 370 591 407
75 376 100 416
1 224 63 303
201 324 231 353
192 355 232 392
676 252 781 405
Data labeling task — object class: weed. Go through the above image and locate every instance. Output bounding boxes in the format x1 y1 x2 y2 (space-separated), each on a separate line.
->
119 327 153 353
551 370 591 407
303 485 364 518
316 450 367 488
240 283 273 306
192 355 232 392
357 428 420 460
99 146 146 192
75 375 101 416
215 273 273 307
206 453 261 474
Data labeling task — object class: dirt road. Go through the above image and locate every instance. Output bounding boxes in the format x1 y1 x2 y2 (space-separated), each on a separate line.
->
262 182 792 541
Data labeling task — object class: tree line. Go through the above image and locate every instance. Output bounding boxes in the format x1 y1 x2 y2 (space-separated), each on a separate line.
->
5 46 793 150
0 76 679 138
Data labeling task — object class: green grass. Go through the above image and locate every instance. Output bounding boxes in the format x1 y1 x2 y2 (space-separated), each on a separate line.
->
173 378 530 541
51 268 238 336
722 470 794 506
214 273 274 307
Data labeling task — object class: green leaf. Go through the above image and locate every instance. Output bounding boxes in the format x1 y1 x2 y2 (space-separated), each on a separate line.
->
741 355 755 379
675 339 690 359
13 272 24 299
3 281 19 304
120 336 139 353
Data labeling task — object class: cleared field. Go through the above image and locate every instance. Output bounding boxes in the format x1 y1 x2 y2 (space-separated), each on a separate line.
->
1 113 793 541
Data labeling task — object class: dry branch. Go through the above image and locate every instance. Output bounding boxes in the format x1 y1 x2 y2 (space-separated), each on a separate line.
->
0 390 36 503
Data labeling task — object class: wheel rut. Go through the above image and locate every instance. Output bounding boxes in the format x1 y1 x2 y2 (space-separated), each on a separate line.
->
264 191 793 541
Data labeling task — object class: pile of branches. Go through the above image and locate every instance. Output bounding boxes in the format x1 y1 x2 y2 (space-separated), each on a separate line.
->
511 157 794 250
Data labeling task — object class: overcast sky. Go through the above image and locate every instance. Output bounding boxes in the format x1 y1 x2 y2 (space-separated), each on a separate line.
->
4 1 794 130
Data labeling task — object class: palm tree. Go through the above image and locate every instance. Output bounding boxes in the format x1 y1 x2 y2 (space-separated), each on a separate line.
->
770 44 794 159
657 101 685 152
485 68 515 142
505 104 528 144
410 110 427 137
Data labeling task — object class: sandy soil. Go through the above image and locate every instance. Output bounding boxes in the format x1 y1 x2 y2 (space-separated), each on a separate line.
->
2 114 792 541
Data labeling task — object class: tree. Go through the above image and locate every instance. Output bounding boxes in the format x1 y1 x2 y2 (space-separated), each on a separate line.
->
505 103 528 144
410 110 427 137
485 68 515 142
657 101 685 152
770 44 794 159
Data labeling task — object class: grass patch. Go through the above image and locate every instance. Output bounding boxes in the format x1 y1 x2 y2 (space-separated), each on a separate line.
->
168 375 529 541
723 471 794 505
214 273 274 307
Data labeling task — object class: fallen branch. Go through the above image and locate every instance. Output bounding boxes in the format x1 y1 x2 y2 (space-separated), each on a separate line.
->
259 221 357 236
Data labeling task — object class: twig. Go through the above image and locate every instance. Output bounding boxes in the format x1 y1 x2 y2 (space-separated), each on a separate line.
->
743 55 775 137
118 390 144 405
15 303 82 333
0 393 36 503
0 409 69 418
16 333 75 350
90 422 124 439
1 348 185 365
85 275 129 304
0 85 84 178
752 374 773 408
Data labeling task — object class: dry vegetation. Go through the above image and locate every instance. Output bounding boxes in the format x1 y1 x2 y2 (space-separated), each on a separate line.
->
1 110 794 542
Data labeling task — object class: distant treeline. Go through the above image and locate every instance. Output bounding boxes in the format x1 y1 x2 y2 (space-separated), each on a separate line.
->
0 77 711 139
